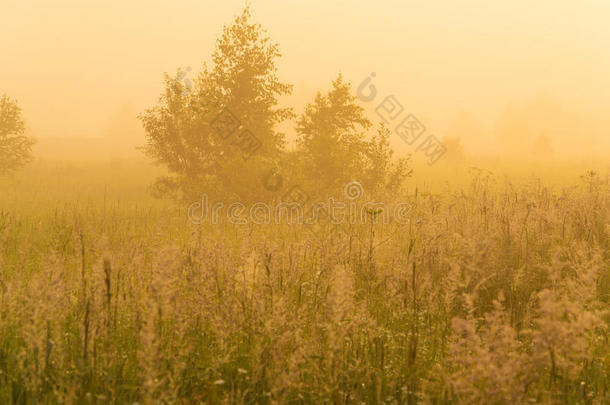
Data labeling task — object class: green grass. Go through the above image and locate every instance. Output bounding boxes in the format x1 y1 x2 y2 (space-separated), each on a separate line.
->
0 159 609 404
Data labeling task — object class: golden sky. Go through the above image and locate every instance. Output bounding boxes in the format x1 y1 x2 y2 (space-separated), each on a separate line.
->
2 0 609 156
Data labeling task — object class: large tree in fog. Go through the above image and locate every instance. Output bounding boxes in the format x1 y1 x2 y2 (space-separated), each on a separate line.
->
140 6 293 202
0 94 35 175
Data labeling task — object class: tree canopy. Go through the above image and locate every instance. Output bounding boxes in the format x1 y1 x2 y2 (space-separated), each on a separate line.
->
140 6 293 203
141 7 411 204
0 94 35 175
296 75 410 198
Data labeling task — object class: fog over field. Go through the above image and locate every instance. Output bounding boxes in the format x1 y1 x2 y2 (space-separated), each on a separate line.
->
1 1 610 404
3 0 610 159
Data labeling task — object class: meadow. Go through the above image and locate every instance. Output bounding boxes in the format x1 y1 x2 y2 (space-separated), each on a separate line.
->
0 158 609 404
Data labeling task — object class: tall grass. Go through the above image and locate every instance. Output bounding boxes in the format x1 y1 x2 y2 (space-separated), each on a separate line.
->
0 161 609 404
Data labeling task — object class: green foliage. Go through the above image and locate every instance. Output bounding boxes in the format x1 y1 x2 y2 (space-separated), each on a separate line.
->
0 95 35 175
140 7 293 203
363 123 412 197
295 76 411 197
1 166 610 404
141 8 413 204
1 162 610 404
295 74 372 193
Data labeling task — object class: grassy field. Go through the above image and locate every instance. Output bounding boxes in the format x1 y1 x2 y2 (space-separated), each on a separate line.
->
1 158 609 404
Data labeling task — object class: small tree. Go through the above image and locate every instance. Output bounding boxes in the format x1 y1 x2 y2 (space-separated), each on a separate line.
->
295 75 410 198
295 74 371 194
0 95 35 175
362 123 412 198
440 136 465 162
140 6 293 203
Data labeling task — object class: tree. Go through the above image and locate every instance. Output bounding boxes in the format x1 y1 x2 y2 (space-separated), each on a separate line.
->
362 123 411 197
295 74 371 194
440 137 465 162
0 95 35 175
295 75 410 198
140 6 293 203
